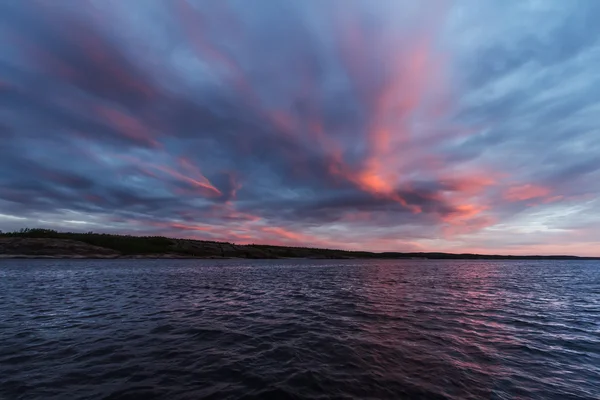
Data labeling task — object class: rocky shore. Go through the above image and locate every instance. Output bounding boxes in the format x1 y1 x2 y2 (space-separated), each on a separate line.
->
0 237 354 259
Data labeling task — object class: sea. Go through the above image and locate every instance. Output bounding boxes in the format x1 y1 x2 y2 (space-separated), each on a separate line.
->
0 259 599 400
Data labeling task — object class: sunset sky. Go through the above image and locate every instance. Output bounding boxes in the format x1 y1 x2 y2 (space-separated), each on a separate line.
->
1 1 599 256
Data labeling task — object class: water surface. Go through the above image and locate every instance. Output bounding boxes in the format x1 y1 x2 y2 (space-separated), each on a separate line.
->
1 259 599 399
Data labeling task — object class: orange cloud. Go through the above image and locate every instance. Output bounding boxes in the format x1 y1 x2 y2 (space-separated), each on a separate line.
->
431 169 503 236
166 222 214 232
259 226 310 242
152 165 221 197
150 217 332 249
117 155 221 197
331 7 452 213
504 184 551 201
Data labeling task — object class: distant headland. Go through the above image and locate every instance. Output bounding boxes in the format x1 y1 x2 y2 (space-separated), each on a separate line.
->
0 228 598 260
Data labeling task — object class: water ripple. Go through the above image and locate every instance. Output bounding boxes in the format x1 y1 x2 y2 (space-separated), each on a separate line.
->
0 259 599 399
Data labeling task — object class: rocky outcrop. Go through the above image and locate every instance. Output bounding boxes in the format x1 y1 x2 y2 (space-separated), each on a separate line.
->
172 240 276 258
0 238 120 258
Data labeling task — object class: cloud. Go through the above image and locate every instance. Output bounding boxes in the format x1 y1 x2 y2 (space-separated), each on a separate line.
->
0 0 599 255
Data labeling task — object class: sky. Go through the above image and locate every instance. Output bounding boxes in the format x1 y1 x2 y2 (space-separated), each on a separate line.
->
1 0 599 256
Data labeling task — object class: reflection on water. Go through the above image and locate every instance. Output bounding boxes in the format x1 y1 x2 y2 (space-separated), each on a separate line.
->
0 259 599 399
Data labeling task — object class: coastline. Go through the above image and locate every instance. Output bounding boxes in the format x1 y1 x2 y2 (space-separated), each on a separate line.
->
1 233 598 260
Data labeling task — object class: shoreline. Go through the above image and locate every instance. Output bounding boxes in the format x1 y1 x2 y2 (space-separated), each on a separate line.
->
2 255 599 261
1 232 599 260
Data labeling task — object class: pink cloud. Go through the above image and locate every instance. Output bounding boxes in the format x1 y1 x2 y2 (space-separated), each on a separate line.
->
504 184 551 202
